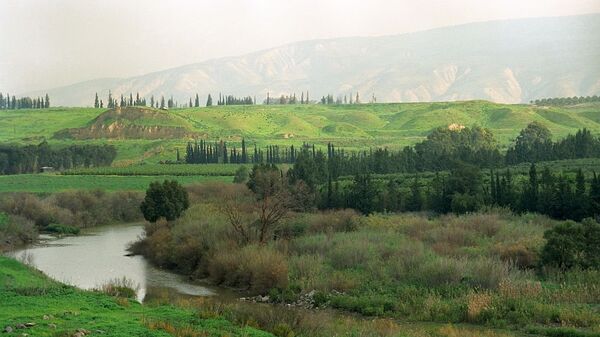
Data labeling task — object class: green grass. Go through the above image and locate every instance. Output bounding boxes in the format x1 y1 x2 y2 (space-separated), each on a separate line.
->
2 101 599 164
0 174 232 193
0 256 273 337
63 164 256 176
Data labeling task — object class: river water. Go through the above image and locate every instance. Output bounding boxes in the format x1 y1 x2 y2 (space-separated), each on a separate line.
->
9 224 222 302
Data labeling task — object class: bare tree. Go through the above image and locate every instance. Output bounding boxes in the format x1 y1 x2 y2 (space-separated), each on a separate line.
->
222 164 292 244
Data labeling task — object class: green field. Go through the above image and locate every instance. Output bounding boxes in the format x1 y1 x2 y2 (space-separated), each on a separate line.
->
2 101 599 165
0 174 232 193
0 256 273 337
63 164 255 176
1 159 597 193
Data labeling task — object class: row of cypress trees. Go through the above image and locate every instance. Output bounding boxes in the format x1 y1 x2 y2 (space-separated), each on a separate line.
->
0 93 49 109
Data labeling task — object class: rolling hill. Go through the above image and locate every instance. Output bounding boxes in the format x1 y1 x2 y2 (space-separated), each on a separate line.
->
28 14 600 106
1 101 599 165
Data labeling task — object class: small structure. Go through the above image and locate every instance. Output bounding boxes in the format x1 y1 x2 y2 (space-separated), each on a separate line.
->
40 166 54 173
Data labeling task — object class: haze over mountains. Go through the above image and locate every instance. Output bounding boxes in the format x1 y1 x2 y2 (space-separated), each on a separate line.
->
30 14 600 106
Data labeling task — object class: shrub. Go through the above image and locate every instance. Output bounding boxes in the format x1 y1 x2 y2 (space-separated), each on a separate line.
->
495 242 538 269
288 254 325 290
451 193 482 214
304 209 361 233
233 166 249 184
98 277 139 299
45 223 80 235
208 245 288 294
466 292 493 322
141 180 190 222
541 219 600 270
0 214 36 250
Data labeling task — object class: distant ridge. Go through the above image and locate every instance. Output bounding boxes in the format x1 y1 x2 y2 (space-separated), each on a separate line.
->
28 14 600 106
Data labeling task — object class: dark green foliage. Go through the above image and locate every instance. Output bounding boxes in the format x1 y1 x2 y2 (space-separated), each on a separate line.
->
533 95 600 106
233 166 249 184
347 174 378 215
406 175 423 212
590 172 600 219
0 141 117 174
520 163 539 213
45 224 80 235
507 124 600 165
0 92 49 109
217 93 254 105
541 219 600 270
140 180 190 222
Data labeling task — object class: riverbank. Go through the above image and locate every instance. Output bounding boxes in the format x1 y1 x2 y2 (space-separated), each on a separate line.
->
0 256 274 337
135 186 600 337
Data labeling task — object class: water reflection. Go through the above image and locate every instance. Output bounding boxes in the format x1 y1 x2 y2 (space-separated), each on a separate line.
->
9 224 217 302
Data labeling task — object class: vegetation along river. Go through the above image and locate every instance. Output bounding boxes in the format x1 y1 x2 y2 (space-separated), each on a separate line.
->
8 224 224 303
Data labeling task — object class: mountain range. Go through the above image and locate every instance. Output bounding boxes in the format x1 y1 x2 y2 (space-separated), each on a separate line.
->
29 14 600 106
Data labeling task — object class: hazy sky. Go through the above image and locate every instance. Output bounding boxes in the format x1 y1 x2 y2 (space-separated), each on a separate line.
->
1 0 599 93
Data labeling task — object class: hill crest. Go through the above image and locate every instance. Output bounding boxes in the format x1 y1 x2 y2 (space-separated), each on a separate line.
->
53 107 195 140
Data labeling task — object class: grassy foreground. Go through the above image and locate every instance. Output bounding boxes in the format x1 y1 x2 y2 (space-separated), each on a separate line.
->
0 256 273 337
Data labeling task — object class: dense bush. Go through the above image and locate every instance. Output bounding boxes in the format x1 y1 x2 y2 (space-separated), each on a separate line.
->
0 190 143 229
208 245 288 294
44 223 80 235
540 219 600 270
0 212 36 250
140 180 189 222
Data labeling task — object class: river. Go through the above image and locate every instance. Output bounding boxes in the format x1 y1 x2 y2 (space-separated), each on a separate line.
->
8 224 224 303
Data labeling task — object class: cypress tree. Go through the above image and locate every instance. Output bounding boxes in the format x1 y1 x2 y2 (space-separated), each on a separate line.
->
407 175 423 211
572 169 588 221
241 138 247 163
590 171 600 217
521 163 538 212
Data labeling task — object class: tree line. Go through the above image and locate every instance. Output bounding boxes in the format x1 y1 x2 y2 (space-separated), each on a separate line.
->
0 142 116 174
319 92 374 104
285 150 600 222
95 90 379 108
532 95 600 106
216 93 254 106
180 123 600 177
264 92 310 105
183 139 310 164
506 123 600 164
0 93 50 109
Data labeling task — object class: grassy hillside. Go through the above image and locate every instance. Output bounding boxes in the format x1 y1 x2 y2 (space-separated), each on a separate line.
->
1 101 599 165
0 256 273 337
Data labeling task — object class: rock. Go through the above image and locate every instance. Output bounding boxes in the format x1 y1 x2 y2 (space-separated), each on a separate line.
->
43 315 50 320
24 323 36 327
3 326 13 333
15 324 26 329
48 324 57 329
75 328 90 335
259 295 270 303
72 333 84 337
